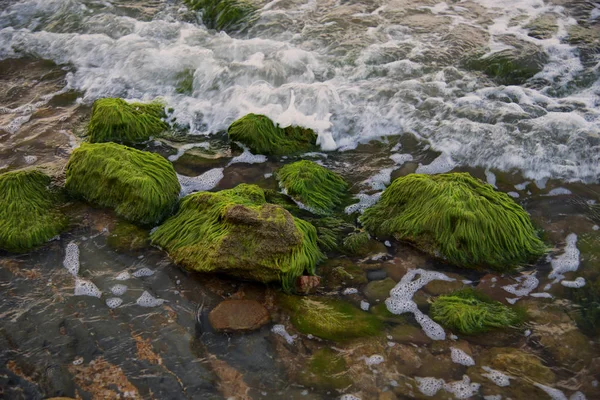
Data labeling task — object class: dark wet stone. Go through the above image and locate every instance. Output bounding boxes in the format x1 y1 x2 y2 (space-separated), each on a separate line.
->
295 275 320 294
208 299 270 332
366 269 388 281
388 324 432 345
364 278 396 303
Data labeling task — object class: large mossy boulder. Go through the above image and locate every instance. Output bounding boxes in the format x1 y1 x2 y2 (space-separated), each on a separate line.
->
276 160 348 215
228 114 317 156
430 289 523 335
88 98 167 144
185 0 258 33
150 184 323 291
464 35 548 85
361 173 546 271
65 143 180 225
280 295 383 341
0 170 67 253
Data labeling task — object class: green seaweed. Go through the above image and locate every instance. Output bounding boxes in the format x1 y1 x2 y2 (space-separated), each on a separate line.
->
0 170 67 253
228 114 317 156
310 217 356 252
342 231 371 255
276 161 349 214
175 69 195 95
65 143 180 225
280 295 383 341
298 348 352 390
361 173 546 270
185 0 258 33
88 98 167 144
430 289 523 335
151 184 323 291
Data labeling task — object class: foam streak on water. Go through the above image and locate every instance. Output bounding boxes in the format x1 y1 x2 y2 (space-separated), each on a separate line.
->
1 0 599 182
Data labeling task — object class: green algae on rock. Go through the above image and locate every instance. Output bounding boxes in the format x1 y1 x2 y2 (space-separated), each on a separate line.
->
88 98 167 144
228 114 317 156
430 289 523 335
106 220 150 252
276 160 349 215
319 259 367 291
150 184 323 291
65 143 180 225
185 0 258 33
298 348 352 390
0 170 67 253
280 295 382 341
361 173 546 271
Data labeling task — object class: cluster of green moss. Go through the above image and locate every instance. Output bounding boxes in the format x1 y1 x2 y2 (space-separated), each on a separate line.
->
431 289 523 335
228 114 317 156
66 143 180 225
185 0 258 33
276 160 349 215
361 173 546 271
0 170 67 253
88 98 167 144
309 217 355 253
280 295 382 341
151 184 323 291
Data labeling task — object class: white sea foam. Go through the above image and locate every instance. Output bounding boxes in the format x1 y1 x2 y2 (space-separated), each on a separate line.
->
63 241 79 276
561 277 585 288
132 267 154 278
482 366 511 387
228 143 268 165
450 347 475 366
346 192 381 215
115 271 131 281
502 273 539 297
271 324 297 344
549 233 580 281
74 278 102 298
110 284 127 296
178 168 224 197
106 297 123 309
360 300 370 311
136 291 165 307
545 187 572 196
167 142 210 162
364 354 384 366
533 383 568 400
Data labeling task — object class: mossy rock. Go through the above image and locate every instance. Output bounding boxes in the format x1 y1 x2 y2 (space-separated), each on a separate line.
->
342 231 388 257
185 0 258 33
151 184 323 291
430 289 523 335
228 114 317 156
106 220 150 252
298 348 352 390
276 161 349 215
319 259 367 291
464 36 548 85
525 14 558 39
88 98 167 144
280 295 383 341
0 170 67 253
361 173 547 271
364 277 397 303
370 303 407 324
65 143 180 225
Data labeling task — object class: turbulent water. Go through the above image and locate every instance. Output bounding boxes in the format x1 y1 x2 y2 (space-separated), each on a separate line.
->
1 1 600 400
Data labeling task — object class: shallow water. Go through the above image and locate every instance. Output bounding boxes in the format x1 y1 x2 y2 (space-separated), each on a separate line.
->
1 0 600 399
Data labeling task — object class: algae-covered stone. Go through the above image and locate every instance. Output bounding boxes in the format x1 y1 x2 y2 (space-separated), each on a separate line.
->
280 295 383 341
342 231 388 257
525 14 558 39
465 35 548 85
0 170 67 253
430 289 523 335
228 114 317 156
361 173 546 271
364 277 396 303
65 143 180 225
106 220 149 252
88 98 167 144
319 259 367 291
151 184 323 291
308 216 355 253
186 0 258 33
298 348 352 390
276 160 349 215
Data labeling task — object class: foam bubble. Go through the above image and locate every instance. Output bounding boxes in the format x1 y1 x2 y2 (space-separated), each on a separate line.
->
485 170 497 188
389 153 413 165
228 143 268 165
384 240 391 247
451 347 475 366
339 395 361 400
482 367 511 387
502 273 539 297
561 277 585 288
342 288 358 295
132 267 154 278
106 297 123 309
569 391 587 400
364 167 394 191
415 377 444 397
110 284 127 296
545 187 572 196
360 300 370 311
74 278 102 298
115 271 131 281
136 291 165 307
167 142 210 162
549 233 580 281
364 354 384 366
530 292 553 298
444 375 480 399
24 155 37 164
63 241 80 276
271 324 297 344
178 168 224 197
507 191 520 198
415 153 456 174
533 383 568 400
345 192 381 214
515 182 530 190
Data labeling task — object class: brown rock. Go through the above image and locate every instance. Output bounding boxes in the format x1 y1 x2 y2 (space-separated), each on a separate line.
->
208 299 270 332
476 273 517 304
296 275 320 294
389 324 432 346
423 272 467 296
539 328 593 372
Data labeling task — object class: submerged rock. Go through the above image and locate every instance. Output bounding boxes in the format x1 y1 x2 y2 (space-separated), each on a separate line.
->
319 259 367 291
361 173 547 271
106 220 149 252
151 184 323 291
208 299 270 332
364 277 397 303
88 98 167 144
0 169 67 253
280 295 383 341
298 348 352 390
430 289 523 335
228 113 317 156
276 160 349 215
66 143 180 225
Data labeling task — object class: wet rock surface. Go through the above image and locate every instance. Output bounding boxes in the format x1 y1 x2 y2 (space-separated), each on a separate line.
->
208 299 270 332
